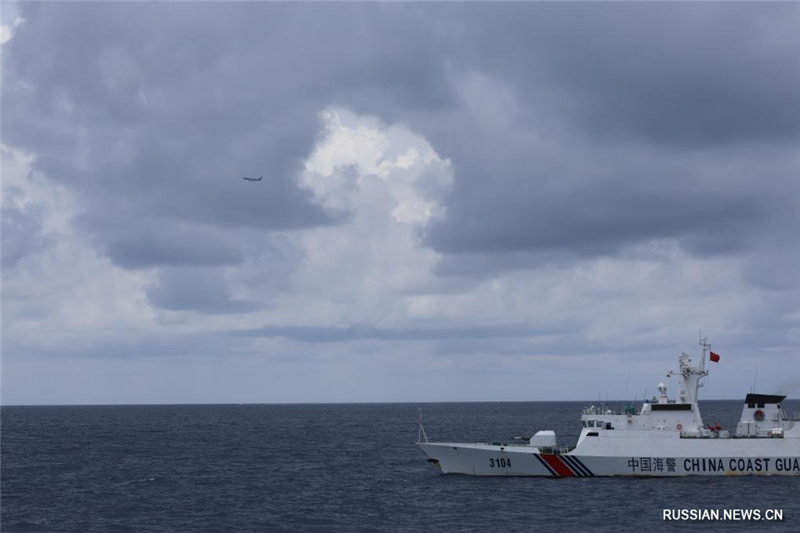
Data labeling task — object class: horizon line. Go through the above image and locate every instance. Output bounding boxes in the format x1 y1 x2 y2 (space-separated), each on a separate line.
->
3 397 783 408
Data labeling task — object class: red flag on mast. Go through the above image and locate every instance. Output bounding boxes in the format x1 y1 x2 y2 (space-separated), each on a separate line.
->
710 351 720 363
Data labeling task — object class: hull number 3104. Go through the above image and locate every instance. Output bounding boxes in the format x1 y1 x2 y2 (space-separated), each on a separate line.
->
489 457 511 468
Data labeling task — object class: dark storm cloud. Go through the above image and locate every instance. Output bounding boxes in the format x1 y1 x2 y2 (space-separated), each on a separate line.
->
3 3 453 286
2 4 350 264
405 4 798 270
101 224 244 270
405 5 797 274
428 176 765 256
4 2 798 287
146 267 261 315
424 2 800 149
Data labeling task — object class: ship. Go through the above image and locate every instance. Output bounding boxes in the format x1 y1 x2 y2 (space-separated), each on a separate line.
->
417 338 800 476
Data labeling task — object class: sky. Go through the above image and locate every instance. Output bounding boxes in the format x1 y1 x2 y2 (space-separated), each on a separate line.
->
1 1 798 405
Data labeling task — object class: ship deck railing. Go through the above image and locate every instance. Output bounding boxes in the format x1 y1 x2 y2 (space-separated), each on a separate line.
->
536 446 576 455
680 434 785 439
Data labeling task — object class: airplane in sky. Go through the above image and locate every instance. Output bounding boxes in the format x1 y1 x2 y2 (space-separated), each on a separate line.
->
242 176 263 182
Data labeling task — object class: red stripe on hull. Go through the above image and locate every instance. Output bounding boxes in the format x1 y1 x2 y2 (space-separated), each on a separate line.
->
540 454 575 477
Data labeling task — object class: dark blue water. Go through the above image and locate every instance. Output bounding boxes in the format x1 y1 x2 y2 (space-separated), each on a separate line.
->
3 401 799 532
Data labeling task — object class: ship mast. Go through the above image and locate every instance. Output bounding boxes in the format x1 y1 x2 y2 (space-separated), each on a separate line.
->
667 337 710 405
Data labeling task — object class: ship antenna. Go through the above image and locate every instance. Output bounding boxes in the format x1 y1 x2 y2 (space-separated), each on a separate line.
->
699 333 711 375
418 408 429 444
752 367 759 394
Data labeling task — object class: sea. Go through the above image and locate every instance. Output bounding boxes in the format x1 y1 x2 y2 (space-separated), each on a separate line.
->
2 400 799 532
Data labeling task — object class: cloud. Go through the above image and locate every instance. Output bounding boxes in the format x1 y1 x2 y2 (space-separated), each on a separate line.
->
0 11 23 47
300 108 452 224
146 267 262 315
435 3 800 148
411 71 794 274
3 3 339 276
98 220 246 270
234 322 563 344
1 144 77 268
2 2 797 404
1 146 158 366
7 3 795 277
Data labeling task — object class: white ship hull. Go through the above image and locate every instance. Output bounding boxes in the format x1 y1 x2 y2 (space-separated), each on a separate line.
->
419 441 800 477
